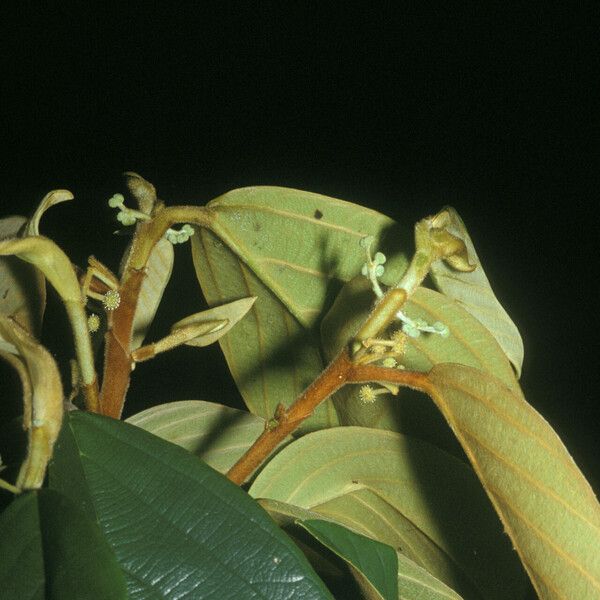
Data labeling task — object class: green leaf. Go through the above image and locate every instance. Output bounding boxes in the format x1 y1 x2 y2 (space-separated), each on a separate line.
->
49 411 334 600
321 278 519 453
429 207 524 376
191 187 409 430
260 499 463 600
126 400 268 473
0 316 63 490
0 491 44 599
130 237 174 350
205 186 410 328
0 489 128 600
191 227 337 431
249 426 528 600
299 519 398 600
424 364 600 599
24 189 74 237
173 296 257 347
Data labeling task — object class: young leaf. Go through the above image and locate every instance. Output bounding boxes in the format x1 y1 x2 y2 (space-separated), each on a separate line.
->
24 189 74 237
49 411 334 600
130 237 174 350
0 317 63 490
299 519 398 600
126 400 268 473
172 296 257 347
429 207 524 376
0 216 45 337
249 426 528 600
424 364 600 600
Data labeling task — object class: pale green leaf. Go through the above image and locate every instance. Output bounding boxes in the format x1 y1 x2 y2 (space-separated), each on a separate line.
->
130 237 174 350
250 426 527 599
0 216 45 336
126 400 268 473
429 207 524 376
425 364 600 599
191 227 338 431
173 296 256 347
24 189 74 237
0 317 63 490
205 186 410 327
191 187 409 430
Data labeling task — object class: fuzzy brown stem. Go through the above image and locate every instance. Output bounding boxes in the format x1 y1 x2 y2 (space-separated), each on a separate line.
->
226 350 354 485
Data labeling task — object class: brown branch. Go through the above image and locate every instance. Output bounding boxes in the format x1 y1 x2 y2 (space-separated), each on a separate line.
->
99 206 213 418
226 350 434 485
226 350 354 485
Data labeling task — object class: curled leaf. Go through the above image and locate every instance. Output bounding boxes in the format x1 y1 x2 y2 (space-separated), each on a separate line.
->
0 216 45 336
0 317 63 490
429 207 524 375
123 171 157 215
130 237 174 350
24 189 74 237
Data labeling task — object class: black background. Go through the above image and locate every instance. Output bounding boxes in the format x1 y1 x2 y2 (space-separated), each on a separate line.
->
1 5 598 490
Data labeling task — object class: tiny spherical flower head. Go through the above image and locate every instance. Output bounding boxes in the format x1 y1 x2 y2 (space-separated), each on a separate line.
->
359 385 377 404
108 194 125 208
102 289 121 311
361 264 369 276
181 224 194 236
87 313 101 333
382 357 397 368
374 264 385 277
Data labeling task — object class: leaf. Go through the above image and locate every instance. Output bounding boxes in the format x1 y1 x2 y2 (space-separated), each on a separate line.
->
191 187 409 430
0 235 82 304
130 237 174 350
0 316 63 490
192 227 338 431
299 519 398 600
260 499 463 600
424 363 600 600
429 207 524 376
173 296 257 347
321 278 519 453
24 189 74 236
49 411 334 600
249 426 528 600
0 491 44 599
126 400 268 473
205 186 410 328
0 489 128 600
0 216 45 336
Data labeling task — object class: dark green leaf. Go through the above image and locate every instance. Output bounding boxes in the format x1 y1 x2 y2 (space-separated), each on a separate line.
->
0 491 44 600
50 411 333 600
299 519 398 600
0 489 128 600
